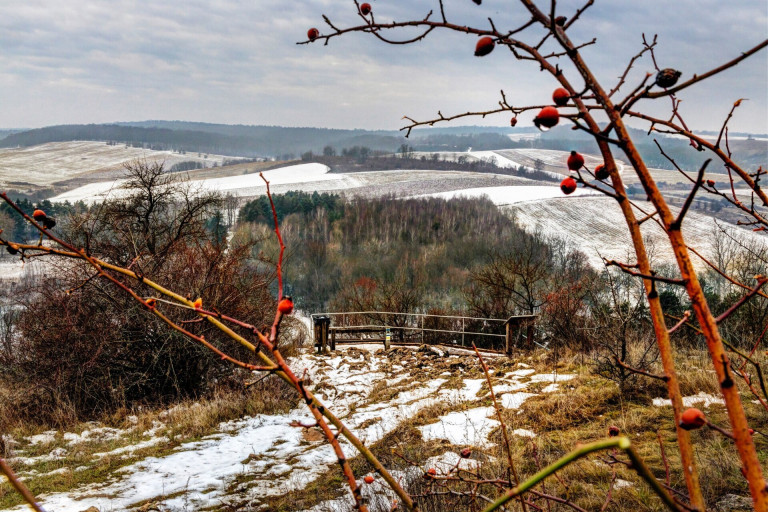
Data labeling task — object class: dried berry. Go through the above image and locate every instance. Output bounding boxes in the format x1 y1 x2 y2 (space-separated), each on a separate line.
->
33 209 47 221
656 68 682 88
608 425 620 437
43 217 56 229
594 164 609 180
474 37 495 57
307 28 320 41
193 297 203 309
424 468 437 478
567 150 584 171
560 176 577 195
680 408 706 430
6 245 18 255
552 88 570 106
510 116 518 127
359 3 372 15
460 448 472 458
533 106 559 130
555 16 567 26
278 296 294 314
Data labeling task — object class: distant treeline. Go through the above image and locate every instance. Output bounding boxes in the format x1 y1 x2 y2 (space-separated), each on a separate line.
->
302 150 560 182
3 121 763 172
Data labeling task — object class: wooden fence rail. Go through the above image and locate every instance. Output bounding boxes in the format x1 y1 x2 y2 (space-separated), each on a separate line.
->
310 311 539 356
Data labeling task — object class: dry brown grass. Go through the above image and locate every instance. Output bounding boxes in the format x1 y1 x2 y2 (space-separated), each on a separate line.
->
0 375 295 510
266 347 764 512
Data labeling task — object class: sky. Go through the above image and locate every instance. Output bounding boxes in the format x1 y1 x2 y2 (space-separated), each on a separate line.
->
0 0 766 133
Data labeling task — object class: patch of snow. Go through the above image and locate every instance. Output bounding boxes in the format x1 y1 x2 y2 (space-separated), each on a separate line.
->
512 429 537 438
652 392 725 408
541 383 560 393
419 407 499 448
500 392 538 410
615 478 634 489
92 437 169 459
25 431 57 446
413 185 599 206
529 373 575 383
507 368 536 377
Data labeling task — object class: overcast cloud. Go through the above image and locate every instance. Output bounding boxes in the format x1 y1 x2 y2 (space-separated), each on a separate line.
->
0 0 766 133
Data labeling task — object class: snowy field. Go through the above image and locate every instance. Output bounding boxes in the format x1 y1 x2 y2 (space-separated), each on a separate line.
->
507 196 767 270
50 163 359 205
0 141 228 188
3 345 574 511
414 184 600 205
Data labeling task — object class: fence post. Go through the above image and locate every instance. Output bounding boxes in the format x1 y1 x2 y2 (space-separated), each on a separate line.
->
505 319 513 357
421 315 425 345
385 326 391 350
462 317 465 347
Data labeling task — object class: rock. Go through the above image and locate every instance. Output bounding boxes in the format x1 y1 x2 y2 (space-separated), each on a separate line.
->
715 494 753 512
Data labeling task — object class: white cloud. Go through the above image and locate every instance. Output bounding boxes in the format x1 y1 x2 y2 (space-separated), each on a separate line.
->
0 0 765 133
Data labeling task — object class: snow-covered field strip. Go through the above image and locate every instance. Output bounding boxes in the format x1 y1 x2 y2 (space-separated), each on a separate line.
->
50 163 358 204
507 196 767 270
413 185 600 205
0 141 228 188
4 345 574 511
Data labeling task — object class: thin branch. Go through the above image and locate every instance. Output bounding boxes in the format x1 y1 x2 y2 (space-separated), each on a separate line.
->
670 160 711 231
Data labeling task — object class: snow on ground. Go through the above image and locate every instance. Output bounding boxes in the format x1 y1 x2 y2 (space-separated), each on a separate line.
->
49 163 359 204
652 392 725 408
419 407 499 448
507 196 767 270
4 346 563 512
0 141 228 188
414 185 599 205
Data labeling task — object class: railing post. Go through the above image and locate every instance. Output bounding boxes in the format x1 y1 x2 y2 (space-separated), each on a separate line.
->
421 314 425 345
505 319 513 357
462 317 465 347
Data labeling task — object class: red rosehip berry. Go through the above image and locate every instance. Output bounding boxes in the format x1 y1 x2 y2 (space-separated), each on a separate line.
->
706 179 715 187
364 475 375 484
560 176 577 195
680 408 706 430
424 468 437 478
567 151 584 171
552 88 570 107
474 37 495 57
33 209 47 221
594 164 609 180
193 297 203 310
510 116 518 127
608 425 620 437
278 296 294 314
307 28 320 41
533 106 559 130
749 428 755 435
359 3 372 15
460 448 472 458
